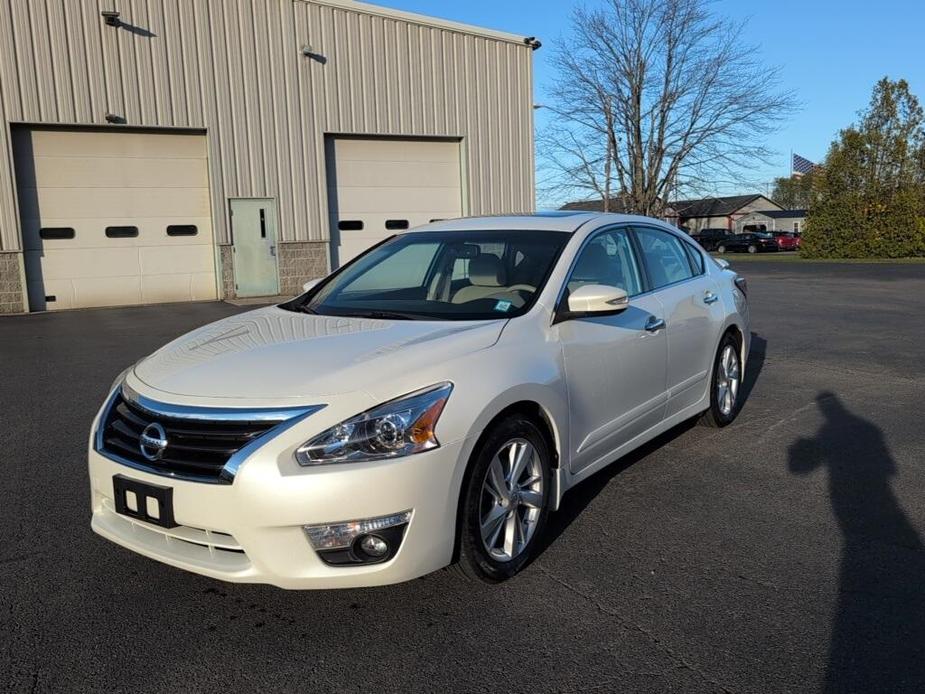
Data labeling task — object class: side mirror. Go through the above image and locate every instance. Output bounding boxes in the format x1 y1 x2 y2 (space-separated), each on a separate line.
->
566 284 629 315
715 258 730 269
301 278 322 293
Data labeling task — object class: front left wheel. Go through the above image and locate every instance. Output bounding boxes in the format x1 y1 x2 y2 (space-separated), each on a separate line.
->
456 416 552 583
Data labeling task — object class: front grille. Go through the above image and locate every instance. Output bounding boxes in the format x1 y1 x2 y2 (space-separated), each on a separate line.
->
99 392 279 483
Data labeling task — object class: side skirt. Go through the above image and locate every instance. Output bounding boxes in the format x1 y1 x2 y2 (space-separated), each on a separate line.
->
558 389 710 495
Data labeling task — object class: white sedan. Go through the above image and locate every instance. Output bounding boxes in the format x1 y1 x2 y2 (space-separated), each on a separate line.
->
88 213 749 588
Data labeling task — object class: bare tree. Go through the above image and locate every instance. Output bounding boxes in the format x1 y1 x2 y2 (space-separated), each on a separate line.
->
539 0 796 214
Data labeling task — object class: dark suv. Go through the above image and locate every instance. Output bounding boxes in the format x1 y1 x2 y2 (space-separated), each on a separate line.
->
691 228 734 252
715 232 779 254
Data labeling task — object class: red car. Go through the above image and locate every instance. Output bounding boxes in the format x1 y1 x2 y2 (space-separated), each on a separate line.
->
770 231 799 251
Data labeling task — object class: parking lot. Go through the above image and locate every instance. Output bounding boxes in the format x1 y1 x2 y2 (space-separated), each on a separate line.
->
2 260 924 693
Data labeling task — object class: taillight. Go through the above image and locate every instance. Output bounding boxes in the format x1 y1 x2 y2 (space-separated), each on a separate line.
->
734 275 748 297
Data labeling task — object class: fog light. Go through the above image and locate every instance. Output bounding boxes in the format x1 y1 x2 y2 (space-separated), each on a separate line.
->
359 534 389 557
303 510 411 551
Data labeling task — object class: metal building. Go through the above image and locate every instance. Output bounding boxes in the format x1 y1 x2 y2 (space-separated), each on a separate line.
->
0 0 537 313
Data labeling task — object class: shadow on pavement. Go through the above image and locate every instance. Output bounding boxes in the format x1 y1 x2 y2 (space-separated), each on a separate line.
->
740 332 766 406
789 392 925 692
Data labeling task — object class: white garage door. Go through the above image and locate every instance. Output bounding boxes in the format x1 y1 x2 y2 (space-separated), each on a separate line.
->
327 138 463 266
13 128 217 311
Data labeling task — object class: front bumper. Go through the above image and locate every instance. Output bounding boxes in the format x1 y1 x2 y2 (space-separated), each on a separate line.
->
88 438 468 589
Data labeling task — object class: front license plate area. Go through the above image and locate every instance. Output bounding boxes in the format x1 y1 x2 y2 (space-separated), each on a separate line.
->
113 474 178 528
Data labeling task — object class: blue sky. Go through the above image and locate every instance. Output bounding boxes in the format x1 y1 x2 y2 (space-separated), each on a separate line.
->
385 0 924 202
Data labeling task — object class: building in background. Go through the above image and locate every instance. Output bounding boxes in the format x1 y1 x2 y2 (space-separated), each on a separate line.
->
0 0 537 314
558 196 675 219
737 209 807 234
558 193 787 233
667 195 782 233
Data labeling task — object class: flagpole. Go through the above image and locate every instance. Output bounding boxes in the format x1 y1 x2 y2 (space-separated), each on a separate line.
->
790 149 793 178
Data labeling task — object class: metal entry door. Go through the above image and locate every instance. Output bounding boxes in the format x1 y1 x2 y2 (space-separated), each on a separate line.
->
230 199 279 297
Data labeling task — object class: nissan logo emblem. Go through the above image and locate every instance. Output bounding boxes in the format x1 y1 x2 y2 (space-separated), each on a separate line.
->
139 422 168 461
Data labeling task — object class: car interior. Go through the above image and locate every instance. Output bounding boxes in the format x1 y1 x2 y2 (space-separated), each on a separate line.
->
298 231 569 319
566 232 642 297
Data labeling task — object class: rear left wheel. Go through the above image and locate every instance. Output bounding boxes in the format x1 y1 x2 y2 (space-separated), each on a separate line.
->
456 416 551 582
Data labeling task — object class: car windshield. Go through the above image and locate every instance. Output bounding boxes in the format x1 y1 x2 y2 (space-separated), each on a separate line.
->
282 230 570 321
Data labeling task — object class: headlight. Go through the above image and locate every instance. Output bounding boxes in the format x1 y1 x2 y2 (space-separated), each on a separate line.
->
109 365 133 393
295 382 453 465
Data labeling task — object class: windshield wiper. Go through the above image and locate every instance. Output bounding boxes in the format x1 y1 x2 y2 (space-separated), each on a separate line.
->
344 310 416 320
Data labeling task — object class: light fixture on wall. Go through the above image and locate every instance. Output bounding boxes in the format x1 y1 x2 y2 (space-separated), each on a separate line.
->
105 113 125 124
101 10 121 27
524 36 542 50
301 45 326 63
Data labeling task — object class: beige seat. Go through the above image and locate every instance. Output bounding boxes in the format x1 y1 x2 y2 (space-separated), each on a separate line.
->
452 255 507 304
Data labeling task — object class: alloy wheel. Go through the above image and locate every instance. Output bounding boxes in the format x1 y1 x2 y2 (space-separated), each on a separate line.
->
716 344 741 416
479 438 544 562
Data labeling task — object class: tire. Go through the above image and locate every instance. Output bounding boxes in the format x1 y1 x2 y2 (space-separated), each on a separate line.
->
747 244 758 254
700 332 743 428
456 415 552 583
716 245 726 254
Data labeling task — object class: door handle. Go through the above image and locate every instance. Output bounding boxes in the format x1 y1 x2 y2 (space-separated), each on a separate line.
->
645 316 666 333
704 292 719 305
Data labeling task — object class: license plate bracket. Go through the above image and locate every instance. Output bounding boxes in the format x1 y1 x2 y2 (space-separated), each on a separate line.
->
113 474 178 528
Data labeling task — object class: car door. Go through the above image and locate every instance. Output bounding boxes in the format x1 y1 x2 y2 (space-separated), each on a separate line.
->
731 234 751 252
633 225 724 418
555 227 669 476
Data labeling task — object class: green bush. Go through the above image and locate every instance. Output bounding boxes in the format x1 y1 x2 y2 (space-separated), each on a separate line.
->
803 195 925 259
801 78 925 259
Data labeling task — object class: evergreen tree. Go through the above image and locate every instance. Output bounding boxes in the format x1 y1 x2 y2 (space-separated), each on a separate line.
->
803 78 925 258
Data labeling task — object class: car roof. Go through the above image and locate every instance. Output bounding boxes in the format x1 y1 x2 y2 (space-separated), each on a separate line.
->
409 212 669 234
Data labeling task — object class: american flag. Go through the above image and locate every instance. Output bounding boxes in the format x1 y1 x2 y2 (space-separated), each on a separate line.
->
792 153 817 176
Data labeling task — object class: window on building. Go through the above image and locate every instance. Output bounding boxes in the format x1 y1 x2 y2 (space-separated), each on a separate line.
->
39 227 75 240
105 226 139 238
167 225 198 237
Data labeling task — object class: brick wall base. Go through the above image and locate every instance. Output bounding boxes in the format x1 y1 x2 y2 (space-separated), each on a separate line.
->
0 253 25 314
217 241 330 299
219 245 235 299
278 242 330 296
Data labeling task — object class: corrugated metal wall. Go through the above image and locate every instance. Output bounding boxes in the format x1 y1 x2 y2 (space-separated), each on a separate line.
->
0 0 535 252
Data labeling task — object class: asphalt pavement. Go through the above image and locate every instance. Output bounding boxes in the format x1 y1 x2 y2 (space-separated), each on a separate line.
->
2 260 924 693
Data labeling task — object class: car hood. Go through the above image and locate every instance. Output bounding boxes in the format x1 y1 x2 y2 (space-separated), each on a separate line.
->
133 306 505 400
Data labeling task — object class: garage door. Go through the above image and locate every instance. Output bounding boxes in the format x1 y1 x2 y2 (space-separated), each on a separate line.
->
13 128 217 311
327 138 463 266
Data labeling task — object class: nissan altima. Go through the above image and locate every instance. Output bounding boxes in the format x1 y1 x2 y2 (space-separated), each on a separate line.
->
88 212 750 588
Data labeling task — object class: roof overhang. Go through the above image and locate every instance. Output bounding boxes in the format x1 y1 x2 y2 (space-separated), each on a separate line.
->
304 0 534 46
